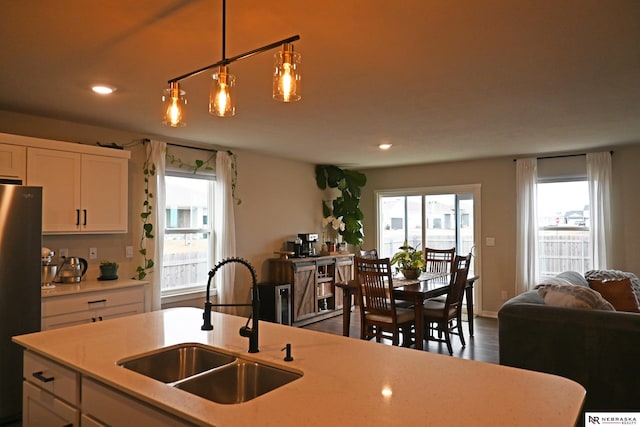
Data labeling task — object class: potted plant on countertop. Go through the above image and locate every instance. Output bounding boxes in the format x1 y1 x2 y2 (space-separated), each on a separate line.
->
390 242 425 280
99 261 119 280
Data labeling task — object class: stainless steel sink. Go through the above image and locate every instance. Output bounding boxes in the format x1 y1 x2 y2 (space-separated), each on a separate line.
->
118 343 235 383
175 359 302 404
118 343 302 404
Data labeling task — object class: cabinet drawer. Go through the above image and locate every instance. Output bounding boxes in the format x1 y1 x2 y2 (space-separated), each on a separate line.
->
42 287 145 317
24 351 79 405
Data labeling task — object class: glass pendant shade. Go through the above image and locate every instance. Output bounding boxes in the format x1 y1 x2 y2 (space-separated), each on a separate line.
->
161 82 187 127
209 65 236 117
273 43 301 102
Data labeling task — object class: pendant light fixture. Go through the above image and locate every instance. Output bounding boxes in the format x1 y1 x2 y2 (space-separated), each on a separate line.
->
161 82 187 127
273 43 301 102
162 0 301 126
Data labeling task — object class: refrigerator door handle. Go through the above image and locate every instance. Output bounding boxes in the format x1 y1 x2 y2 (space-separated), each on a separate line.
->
32 371 55 383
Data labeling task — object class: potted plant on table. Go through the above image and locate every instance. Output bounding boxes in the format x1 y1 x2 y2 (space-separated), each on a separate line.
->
390 242 425 279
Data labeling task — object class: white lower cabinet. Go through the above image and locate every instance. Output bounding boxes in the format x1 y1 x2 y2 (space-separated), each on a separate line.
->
23 351 195 427
23 351 79 427
42 285 147 330
23 381 79 427
82 378 194 427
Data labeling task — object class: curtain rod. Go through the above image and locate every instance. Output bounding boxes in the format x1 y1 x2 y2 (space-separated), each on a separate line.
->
513 150 613 162
167 142 218 153
142 139 218 153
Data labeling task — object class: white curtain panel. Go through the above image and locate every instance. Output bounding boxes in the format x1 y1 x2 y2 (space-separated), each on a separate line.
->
146 140 166 311
214 151 239 315
586 152 612 270
515 158 538 294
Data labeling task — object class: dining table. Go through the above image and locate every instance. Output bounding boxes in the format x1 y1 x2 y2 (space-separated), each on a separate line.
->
335 271 451 351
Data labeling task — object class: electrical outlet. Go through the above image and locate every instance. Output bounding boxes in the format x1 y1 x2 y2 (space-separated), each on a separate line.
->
125 246 133 258
89 247 98 260
59 248 68 258
501 290 508 300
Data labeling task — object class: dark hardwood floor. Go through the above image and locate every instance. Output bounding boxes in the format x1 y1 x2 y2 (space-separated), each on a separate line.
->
302 312 499 364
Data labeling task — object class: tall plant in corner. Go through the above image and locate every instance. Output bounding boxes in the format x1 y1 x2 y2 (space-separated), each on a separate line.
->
315 165 367 247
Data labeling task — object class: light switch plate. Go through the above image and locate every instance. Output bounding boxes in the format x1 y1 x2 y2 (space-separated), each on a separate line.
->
485 237 496 247
89 247 98 260
125 246 133 258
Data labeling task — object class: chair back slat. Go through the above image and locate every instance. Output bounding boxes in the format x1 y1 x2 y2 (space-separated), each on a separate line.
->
424 247 456 274
356 257 395 317
445 254 472 309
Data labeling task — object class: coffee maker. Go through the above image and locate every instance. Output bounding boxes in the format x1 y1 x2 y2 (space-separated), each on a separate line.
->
298 233 318 257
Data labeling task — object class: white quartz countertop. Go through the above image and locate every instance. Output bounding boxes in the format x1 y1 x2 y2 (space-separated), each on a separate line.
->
13 308 585 426
41 278 149 298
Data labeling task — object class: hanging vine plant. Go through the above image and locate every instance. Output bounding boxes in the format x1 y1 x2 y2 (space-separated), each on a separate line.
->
135 150 155 280
315 165 367 247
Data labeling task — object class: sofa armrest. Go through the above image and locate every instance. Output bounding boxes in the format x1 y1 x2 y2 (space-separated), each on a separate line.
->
498 300 640 411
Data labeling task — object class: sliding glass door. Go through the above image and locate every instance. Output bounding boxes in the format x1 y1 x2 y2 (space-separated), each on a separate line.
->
377 185 480 276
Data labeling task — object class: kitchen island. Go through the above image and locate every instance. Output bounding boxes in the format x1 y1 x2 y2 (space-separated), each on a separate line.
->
14 307 585 426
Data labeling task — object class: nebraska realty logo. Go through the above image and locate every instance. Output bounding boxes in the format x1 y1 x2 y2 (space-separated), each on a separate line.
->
586 413 639 426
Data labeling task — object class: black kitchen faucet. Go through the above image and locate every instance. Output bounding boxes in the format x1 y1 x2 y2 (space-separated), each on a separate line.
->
201 257 260 353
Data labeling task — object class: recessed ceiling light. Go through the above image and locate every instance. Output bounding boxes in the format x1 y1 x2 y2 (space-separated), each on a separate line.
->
91 85 116 95
378 143 393 150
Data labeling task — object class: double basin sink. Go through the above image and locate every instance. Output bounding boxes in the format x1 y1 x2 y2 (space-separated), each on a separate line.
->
118 343 301 404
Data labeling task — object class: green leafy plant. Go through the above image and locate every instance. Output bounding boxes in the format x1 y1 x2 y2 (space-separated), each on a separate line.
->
100 261 118 267
315 165 367 247
390 241 425 275
135 152 155 280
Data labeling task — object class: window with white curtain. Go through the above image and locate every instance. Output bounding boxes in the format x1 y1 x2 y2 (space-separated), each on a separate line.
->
537 180 590 279
162 173 215 296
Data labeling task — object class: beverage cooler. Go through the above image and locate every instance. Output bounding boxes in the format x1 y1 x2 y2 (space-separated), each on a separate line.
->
258 283 291 325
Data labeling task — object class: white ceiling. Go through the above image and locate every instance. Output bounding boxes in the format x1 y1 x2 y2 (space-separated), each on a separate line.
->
1 0 639 168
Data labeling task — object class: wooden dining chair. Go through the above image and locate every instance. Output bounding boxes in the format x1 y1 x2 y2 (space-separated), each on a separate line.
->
353 248 378 339
356 257 415 346
424 247 456 274
422 253 472 355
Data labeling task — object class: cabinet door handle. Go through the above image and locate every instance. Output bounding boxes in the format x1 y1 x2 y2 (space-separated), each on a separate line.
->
32 371 55 383
62 424 73 427
88 299 107 305
83 209 87 225
76 209 80 226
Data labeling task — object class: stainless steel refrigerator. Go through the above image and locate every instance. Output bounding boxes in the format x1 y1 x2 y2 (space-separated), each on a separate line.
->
0 185 42 423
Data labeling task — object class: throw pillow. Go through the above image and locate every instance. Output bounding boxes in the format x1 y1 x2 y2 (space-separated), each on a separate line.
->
535 283 615 311
555 271 589 287
585 269 640 303
588 278 640 313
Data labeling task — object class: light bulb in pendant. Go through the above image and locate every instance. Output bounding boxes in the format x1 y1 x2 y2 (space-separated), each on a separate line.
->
209 65 236 117
273 43 301 102
161 82 186 127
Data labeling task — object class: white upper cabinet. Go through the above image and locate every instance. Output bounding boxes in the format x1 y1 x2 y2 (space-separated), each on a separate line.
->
0 142 26 182
27 149 129 234
0 132 130 235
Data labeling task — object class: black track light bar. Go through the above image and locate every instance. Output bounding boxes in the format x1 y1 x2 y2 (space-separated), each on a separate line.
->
168 34 300 84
